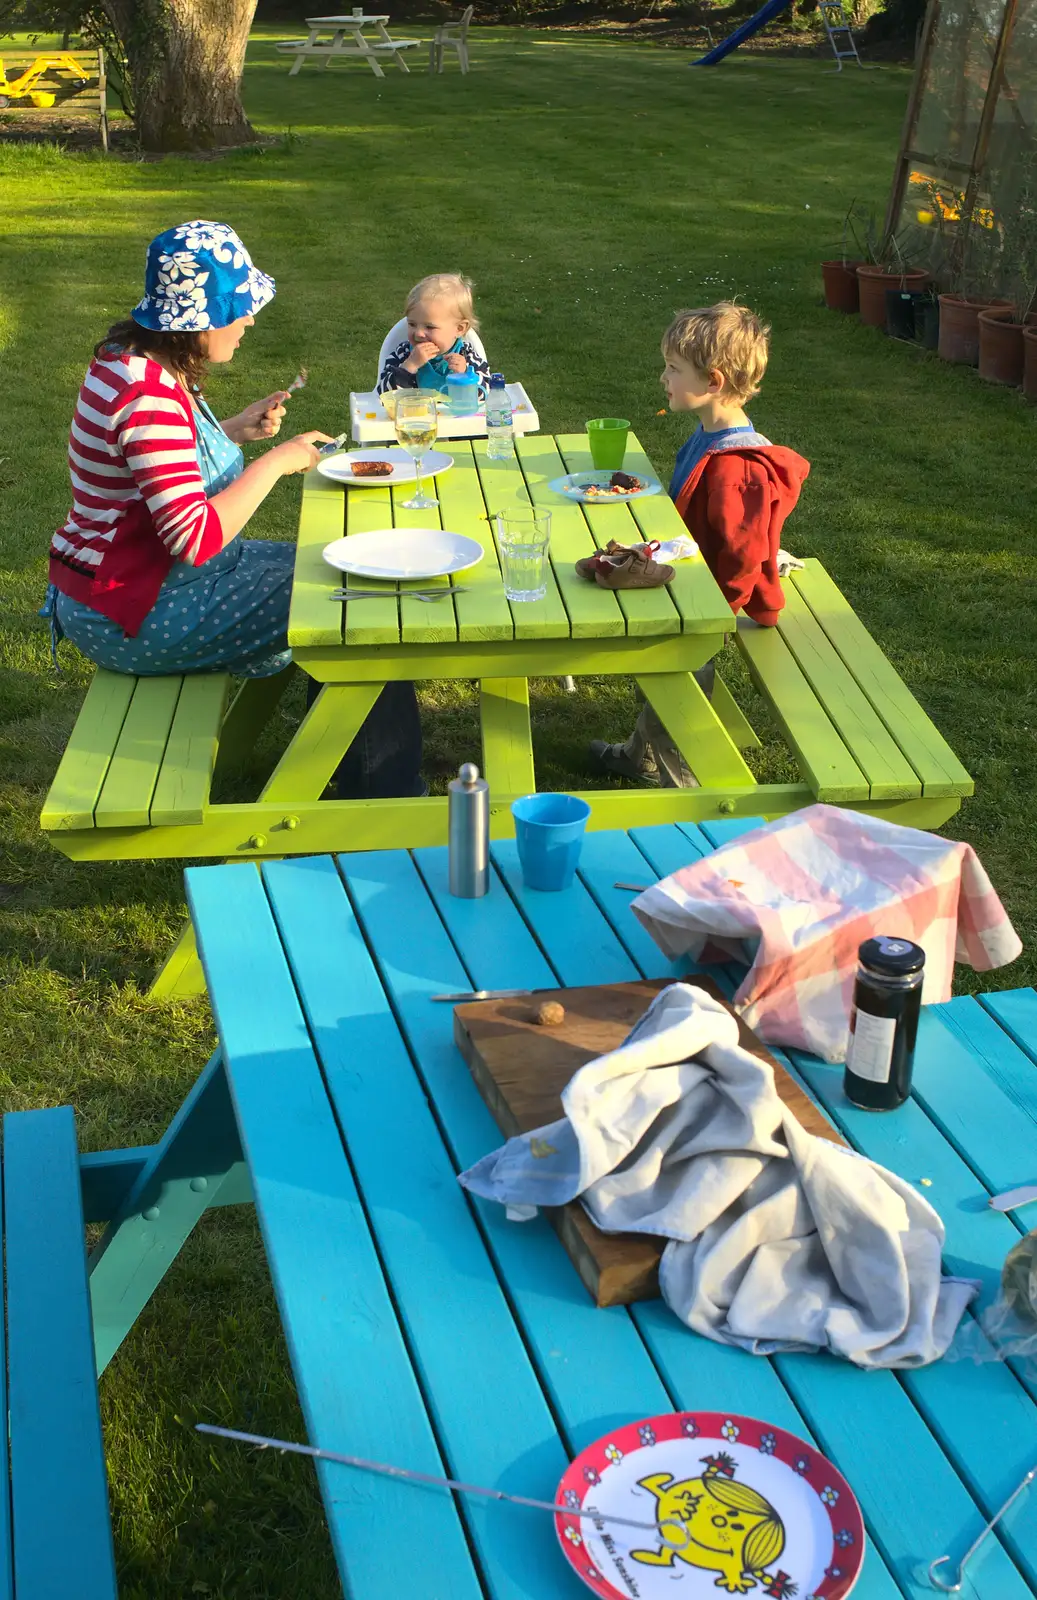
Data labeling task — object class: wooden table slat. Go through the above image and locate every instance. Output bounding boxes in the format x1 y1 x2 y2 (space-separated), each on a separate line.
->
39 668 135 832
260 856 576 1598
515 435 627 639
94 675 182 828
342 479 402 648
778 583 922 799
435 442 514 642
909 1006 1037 1201
555 434 682 638
150 673 228 826
289 471 346 649
338 849 678 1455
940 992 1037 1125
790 562 973 799
472 444 571 640
389 485 460 647
574 827 700 983
184 863 482 1600
737 616 870 801
3 1108 118 1599
977 986 1037 1066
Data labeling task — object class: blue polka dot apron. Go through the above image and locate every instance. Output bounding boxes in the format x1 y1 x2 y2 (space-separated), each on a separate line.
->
42 398 294 679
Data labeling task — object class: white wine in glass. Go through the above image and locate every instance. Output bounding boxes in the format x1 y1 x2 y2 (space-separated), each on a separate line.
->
394 393 439 511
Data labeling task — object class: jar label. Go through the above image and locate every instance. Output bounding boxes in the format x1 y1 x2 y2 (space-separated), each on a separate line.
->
847 1008 896 1083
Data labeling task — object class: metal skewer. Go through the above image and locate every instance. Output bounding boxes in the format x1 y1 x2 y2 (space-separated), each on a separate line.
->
929 1462 1037 1591
196 1422 690 1548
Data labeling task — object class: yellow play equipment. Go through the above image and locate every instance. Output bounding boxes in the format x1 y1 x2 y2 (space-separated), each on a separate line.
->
0 51 91 109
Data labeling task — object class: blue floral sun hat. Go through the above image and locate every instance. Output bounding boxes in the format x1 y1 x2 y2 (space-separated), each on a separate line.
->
133 220 275 333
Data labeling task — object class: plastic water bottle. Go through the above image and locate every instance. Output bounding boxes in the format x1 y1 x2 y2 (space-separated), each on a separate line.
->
485 373 515 460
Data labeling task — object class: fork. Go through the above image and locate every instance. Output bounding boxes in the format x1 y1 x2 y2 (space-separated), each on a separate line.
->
328 587 470 603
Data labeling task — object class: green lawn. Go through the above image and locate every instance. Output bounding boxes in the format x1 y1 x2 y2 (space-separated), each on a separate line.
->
1 26 1036 1595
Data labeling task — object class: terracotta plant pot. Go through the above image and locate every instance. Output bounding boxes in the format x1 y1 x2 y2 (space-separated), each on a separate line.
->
821 260 862 313
977 308 1028 386
1024 325 1037 402
856 266 930 329
937 294 1012 366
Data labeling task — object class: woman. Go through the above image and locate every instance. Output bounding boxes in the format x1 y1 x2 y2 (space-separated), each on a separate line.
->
46 219 424 799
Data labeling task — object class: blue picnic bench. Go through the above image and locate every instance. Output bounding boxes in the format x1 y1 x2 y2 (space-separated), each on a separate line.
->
2 1106 117 1598
36 820 1037 1596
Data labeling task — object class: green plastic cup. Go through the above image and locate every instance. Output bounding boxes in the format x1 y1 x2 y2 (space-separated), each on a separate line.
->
586 417 630 470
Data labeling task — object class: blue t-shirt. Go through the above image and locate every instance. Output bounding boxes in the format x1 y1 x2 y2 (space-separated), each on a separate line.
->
669 422 758 499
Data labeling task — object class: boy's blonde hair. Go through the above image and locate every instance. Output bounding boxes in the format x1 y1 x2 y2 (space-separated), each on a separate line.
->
662 301 770 404
406 273 480 332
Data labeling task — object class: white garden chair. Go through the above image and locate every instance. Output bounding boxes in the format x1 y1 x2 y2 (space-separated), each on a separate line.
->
376 316 488 389
428 5 474 74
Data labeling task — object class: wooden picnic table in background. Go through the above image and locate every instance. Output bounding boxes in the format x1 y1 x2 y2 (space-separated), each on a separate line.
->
276 12 422 76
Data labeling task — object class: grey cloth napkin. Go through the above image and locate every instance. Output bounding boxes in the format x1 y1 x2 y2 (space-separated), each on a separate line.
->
459 984 978 1369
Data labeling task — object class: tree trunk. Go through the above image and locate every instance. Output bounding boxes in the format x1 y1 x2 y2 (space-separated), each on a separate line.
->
103 0 258 152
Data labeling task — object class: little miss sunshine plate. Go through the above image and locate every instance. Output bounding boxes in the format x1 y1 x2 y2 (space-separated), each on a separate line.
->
555 1412 864 1600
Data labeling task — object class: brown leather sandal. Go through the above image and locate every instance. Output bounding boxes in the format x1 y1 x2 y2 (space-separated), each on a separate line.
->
593 542 674 590
575 540 626 581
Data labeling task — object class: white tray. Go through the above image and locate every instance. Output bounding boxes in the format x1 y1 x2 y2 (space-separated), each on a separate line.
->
350 382 539 443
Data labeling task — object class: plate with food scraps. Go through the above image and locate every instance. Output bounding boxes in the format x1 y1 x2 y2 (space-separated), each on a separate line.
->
555 1410 864 1600
322 528 484 580
549 470 663 504
318 447 454 486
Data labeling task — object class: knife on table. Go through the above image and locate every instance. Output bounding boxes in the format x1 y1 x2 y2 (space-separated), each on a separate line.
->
430 988 533 1003
989 1184 1037 1211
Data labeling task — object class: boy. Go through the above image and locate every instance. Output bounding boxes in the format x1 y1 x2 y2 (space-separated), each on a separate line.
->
589 301 810 786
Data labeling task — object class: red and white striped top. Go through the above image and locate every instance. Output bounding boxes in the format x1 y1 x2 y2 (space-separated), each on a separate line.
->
49 350 225 635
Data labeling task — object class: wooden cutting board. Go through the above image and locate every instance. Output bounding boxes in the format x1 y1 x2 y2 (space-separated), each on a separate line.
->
454 976 844 1309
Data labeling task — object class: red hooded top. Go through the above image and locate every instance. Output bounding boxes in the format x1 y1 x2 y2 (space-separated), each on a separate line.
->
673 445 811 627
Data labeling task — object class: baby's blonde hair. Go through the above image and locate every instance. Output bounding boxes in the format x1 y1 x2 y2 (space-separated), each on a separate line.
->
405 273 480 332
662 301 770 404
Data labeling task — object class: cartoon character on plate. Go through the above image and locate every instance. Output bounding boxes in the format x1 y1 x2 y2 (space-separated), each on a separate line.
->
630 1452 787 1594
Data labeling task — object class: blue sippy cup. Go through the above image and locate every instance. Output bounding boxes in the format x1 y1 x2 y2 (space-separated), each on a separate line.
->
446 367 481 416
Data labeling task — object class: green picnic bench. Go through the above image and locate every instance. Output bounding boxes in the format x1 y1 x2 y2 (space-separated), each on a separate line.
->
40 558 973 871
1 1107 117 1598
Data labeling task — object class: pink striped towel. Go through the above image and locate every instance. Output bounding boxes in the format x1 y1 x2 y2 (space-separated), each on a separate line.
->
633 805 1021 1062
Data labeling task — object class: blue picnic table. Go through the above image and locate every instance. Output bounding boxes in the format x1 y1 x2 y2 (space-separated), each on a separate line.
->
78 819 1037 1600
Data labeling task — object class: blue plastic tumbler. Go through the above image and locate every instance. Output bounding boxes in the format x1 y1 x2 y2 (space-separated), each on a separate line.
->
510 793 591 892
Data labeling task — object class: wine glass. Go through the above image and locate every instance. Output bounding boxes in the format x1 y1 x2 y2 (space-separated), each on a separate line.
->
394 391 439 511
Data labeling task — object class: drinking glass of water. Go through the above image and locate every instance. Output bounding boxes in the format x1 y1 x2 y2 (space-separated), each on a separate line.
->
496 509 552 601
394 392 439 511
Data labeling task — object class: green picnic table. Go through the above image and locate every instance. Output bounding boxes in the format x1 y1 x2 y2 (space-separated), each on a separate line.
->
40 432 973 996
24 816 1037 1598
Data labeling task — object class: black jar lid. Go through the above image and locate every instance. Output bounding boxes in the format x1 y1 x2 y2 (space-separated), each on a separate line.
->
859 935 926 976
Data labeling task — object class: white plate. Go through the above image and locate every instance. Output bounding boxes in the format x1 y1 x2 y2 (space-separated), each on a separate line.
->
318 447 454 486
322 528 485 580
549 470 663 504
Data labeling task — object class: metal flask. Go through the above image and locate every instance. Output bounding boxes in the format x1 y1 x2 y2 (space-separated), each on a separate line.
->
448 762 489 898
